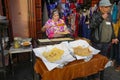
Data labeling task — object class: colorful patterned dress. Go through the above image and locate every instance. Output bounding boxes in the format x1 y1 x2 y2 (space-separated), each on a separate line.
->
44 19 67 38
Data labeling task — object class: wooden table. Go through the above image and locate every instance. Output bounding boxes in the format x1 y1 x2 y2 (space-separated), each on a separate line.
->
34 54 108 80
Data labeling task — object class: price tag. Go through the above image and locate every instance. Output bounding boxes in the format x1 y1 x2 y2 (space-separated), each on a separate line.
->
106 21 111 25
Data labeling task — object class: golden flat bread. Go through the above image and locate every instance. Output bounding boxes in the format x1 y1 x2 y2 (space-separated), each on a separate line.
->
73 46 91 56
23 41 31 46
42 48 64 62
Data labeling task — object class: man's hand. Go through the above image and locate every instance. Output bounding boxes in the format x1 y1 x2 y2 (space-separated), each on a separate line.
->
112 38 119 44
102 13 108 20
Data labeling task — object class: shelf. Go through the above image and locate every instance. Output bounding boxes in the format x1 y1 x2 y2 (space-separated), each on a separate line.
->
0 18 9 73
0 50 9 67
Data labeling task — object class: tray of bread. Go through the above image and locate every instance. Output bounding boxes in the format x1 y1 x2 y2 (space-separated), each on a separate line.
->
33 41 75 71
69 40 100 60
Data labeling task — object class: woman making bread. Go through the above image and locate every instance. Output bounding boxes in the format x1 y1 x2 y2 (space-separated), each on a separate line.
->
42 9 70 38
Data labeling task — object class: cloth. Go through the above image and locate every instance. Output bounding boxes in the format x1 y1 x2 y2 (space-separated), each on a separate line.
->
77 0 83 4
73 13 80 37
112 3 118 23
113 19 120 37
43 19 67 38
81 14 91 39
34 54 108 80
100 20 113 43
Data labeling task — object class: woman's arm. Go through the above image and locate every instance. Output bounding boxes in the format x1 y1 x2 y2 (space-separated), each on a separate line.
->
41 26 46 32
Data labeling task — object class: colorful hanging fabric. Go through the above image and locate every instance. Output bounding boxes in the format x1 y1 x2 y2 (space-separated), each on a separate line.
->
70 3 76 13
80 12 91 39
73 12 80 37
70 12 76 32
77 0 83 4
91 0 99 7
112 3 118 23
61 0 66 3
64 2 70 16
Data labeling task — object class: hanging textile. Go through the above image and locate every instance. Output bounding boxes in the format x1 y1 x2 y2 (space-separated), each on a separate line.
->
70 12 76 32
91 0 99 7
80 10 91 39
73 12 80 37
70 2 76 13
47 3 57 18
112 3 118 23
77 0 83 4
61 0 66 3
63 2 71 17
43 2 49 25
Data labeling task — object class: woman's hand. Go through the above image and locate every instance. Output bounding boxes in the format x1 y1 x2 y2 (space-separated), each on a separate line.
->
41 26 46 32
57 30 70 34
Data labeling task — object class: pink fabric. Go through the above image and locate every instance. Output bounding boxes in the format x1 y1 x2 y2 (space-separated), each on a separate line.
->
70 3 76 9
44 19 66 38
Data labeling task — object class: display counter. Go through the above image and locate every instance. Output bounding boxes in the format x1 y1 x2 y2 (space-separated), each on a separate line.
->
34 54 108 80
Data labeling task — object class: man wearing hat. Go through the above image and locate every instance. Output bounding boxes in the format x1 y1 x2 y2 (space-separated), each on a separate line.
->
89 0 119 79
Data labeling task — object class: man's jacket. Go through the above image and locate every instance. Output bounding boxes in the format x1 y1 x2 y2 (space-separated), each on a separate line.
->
89 11 115 43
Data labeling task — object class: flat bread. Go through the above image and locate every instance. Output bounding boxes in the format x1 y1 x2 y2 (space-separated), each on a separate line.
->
42 48 64 62
73 46 91 56
22 41 31 46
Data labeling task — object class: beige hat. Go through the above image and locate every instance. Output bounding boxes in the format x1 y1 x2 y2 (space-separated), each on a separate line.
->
99 0 112 6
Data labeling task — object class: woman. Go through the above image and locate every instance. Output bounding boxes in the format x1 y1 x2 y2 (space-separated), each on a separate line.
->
42 9 70 38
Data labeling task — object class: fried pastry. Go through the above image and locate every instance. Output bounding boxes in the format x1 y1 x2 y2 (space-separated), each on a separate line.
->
42 48 64 62
73 46 91 56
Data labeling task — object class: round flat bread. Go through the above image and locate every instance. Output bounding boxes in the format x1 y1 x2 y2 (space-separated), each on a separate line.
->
42 48 64 62
73 46 91 56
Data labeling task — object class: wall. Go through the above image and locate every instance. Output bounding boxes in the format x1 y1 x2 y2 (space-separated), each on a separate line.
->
9 0 29 38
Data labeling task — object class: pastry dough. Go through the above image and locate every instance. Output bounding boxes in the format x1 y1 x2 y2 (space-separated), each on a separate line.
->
73 46 91 56
42 48 64 62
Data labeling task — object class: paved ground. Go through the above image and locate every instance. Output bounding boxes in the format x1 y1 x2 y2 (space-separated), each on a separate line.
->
1 61 120 80
104 67 120 80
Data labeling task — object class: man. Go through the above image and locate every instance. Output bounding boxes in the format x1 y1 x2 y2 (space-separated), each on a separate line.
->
90 0 118 57
89 0 119 80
